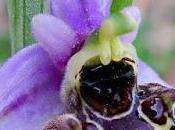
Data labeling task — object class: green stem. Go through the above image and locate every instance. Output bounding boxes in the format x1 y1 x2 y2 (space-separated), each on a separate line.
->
7 0 49 54
111 0 135 12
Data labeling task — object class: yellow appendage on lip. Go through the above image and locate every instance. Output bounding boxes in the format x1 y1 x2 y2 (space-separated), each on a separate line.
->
98 12 138 72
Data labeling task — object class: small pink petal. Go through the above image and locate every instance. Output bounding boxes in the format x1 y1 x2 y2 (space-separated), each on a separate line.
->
120 6 141 43
138 60 171 88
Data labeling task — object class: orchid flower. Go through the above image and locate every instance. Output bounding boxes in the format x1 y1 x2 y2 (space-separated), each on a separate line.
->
0 0 175 130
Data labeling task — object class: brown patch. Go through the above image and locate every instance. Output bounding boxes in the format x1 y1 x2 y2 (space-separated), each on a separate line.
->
138 83 175 125
122 57 135 64
141 97 167 125
82 122 99 130
79 61 136 117
137 83 171 100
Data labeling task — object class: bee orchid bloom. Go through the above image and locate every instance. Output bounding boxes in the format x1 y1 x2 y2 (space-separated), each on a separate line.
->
0 0 174 130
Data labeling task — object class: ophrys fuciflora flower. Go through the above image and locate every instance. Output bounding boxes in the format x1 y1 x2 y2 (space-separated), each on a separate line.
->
43 10 175 130
0 0 175 130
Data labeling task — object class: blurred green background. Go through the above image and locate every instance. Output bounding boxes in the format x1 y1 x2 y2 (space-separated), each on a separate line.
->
0 0 175 86
0 0 11 63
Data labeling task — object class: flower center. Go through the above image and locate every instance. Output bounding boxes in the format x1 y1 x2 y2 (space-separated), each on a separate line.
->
79 60 136 117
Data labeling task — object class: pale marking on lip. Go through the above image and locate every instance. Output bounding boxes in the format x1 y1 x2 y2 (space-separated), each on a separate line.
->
86 119 104 130
172 103 175 119
171 103 175 125
137 104 172 130
65 114 82 128
82 105 104 130
81 87 137 121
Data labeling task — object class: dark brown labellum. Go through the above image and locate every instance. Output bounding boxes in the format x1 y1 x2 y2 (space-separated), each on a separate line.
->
82 122 99 130
79 60 136 117
141 97 167 125
170 126 175 130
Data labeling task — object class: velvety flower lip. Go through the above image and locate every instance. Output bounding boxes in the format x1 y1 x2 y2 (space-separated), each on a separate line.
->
110 104 154 130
